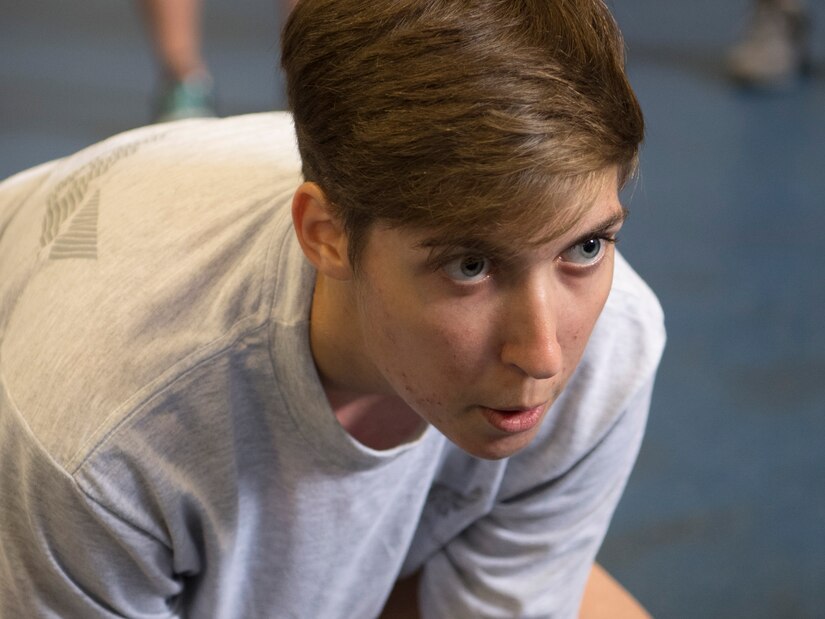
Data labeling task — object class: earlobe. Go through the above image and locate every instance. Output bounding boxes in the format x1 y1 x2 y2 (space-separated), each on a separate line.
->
291 182 353 280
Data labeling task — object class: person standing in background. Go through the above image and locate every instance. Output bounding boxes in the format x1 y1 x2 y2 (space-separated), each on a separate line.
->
727 0 812 88
138 0 216 122
138 0 298 122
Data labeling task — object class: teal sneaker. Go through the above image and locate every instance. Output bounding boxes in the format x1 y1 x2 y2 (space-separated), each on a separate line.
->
153 73 217 123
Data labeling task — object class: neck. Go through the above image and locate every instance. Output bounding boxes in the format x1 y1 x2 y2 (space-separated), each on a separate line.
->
309 272 375 393
326 387 426 450
309 272 425 449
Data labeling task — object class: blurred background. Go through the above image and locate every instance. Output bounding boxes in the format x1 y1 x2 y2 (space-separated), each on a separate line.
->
1 0 823 617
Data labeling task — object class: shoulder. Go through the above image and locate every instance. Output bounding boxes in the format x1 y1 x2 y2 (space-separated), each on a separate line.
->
0 113 304 472
590 251 666 383
607 251 664 327
565 250 665 423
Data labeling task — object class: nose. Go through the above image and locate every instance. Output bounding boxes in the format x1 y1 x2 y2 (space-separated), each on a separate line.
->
499 282 563 380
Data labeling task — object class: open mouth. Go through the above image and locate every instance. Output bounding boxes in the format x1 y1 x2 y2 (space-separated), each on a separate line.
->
479 404 545 434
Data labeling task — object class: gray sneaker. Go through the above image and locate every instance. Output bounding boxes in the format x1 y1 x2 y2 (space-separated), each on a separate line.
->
727 1 812 88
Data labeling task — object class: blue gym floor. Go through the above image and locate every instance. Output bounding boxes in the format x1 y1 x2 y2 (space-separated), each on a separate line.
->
1 1 823 617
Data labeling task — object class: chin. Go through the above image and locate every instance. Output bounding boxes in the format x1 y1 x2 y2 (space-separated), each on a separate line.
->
459 433 537 461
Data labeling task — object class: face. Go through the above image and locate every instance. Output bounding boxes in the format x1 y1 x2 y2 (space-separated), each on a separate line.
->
336 171 626 460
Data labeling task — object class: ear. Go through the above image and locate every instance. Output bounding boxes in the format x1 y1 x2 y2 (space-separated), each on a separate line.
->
291 182 353 280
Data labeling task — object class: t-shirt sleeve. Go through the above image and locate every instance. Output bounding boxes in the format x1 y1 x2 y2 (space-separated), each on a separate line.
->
0 403 182 618
416 374 656 619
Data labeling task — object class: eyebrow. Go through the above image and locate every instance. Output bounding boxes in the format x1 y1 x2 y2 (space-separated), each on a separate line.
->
416 206 630 269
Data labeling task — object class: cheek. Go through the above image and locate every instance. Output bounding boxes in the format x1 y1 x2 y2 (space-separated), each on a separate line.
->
369 297 486 397
368 279 477 354
400 310 481 381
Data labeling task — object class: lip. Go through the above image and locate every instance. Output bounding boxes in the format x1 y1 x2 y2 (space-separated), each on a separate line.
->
479 403 546 434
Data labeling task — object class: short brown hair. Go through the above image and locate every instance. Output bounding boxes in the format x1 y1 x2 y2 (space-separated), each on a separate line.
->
281 0 643 268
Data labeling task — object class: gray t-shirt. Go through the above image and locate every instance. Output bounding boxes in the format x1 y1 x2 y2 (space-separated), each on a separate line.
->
0 113 665 618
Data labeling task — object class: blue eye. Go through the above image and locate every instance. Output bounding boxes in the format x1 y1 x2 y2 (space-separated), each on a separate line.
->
443 255 491 283
561 238 606 265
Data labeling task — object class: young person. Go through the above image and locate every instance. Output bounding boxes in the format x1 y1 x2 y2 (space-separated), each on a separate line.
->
0 0 665 617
